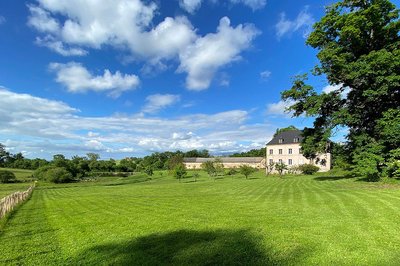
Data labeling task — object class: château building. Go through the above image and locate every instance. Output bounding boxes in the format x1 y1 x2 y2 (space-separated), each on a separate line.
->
266 130 331 173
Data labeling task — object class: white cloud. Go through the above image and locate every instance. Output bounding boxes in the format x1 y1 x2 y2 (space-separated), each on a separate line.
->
36 36 87 56
28 1 195 61
28 1 259 90
322 83 350 98
49 62 140 98
260 70 271 80
84 140 106 151
178 17 259 90
276 6 314 39
230 0 266 10
118 147 135 153
266 100 294 117
322 84 342 94
0 16 6 25
27 5 60 33
179 0 266 13
172 132 194 140
0 88 277 158
142 94 180 114
179 0 202 14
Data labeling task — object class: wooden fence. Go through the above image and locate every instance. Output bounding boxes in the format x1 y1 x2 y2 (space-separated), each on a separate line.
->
0 184 35 219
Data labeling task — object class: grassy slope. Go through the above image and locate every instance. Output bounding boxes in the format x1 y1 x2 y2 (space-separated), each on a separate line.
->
1 171 400 265
0 168 33 199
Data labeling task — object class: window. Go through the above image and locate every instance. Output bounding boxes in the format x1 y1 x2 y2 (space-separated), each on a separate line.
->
288 159 293 165
288 148 292 154
269 159 273 164
279 149 283 155
278 159 283 163
278 138 284 144
294 137 299 143
269 149 273 155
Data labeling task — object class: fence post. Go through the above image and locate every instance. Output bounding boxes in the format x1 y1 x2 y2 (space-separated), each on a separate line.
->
0 184 35 219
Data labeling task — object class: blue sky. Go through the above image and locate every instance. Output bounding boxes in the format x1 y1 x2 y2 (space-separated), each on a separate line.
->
1 0 397 159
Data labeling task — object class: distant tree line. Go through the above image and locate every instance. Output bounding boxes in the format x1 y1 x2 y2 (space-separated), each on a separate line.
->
0 144 214 182
230 148 265 157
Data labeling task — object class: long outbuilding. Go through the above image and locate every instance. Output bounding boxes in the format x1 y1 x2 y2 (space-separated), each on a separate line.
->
183 157 266 169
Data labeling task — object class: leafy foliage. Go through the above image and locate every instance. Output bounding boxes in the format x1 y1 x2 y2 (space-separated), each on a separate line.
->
44 167 74 183
298 164 320 175
144 166 154 176
273 125 298 137
266 161 274 175
275 162 288 176
387 161 400 178
230 148 266 157
33 166 74 183
201 161 217 177
0 170 16 183
281 0 400 179
239 165 256 179
173 164 187 182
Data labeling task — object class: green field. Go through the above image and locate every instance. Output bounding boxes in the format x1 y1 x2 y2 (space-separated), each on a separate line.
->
1 170 400 265
0 168 33 198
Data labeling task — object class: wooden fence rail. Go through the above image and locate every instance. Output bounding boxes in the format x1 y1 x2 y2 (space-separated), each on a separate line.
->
0 184 35 219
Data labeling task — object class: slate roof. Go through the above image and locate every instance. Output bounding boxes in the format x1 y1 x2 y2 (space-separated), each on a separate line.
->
266 130 303 145
183 157 264 163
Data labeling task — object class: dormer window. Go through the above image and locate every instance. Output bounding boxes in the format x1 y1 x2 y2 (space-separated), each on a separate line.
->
278 138 284 144
293 137 299 143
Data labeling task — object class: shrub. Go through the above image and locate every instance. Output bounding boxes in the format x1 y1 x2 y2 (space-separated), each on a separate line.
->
239 165 256 179
44 167 74 183
33 165 74 183
173 164 187 182
0 170 16 183
387 161 400 178
275 162 288 176
144 166 154 176
193 172 200 182
201 161 216 177
226 168 237 176
298 164 320 175
33 165 56 180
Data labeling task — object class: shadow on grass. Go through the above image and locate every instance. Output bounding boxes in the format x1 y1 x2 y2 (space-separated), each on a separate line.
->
313 175 354 181
71 229 305 265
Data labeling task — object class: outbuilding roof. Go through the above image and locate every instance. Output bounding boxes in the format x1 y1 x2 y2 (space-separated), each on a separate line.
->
183 157 264 163
266 130 303 145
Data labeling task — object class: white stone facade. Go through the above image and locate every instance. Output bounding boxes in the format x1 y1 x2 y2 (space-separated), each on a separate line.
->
266 143 331 173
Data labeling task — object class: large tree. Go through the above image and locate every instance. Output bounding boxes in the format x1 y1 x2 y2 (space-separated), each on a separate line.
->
281 0 400 179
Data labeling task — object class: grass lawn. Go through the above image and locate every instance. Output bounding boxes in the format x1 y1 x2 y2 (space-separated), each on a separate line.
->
0 168 34 199
1 170 400 265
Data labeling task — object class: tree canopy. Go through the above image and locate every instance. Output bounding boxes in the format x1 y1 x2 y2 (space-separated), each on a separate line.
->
273 126 298 137
281 0 400 179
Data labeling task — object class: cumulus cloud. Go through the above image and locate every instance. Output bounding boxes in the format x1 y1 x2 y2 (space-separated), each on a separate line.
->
142 94 181 114
49 62 140 98
276 6 314 39
0 88 275 158
179 0 266 13
265 100 295 117
178 17 259 90
27 0 195 60
230 0 266 10
36 36 87 56
28 1 259 90
27 5 59 33
179 0 202 14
